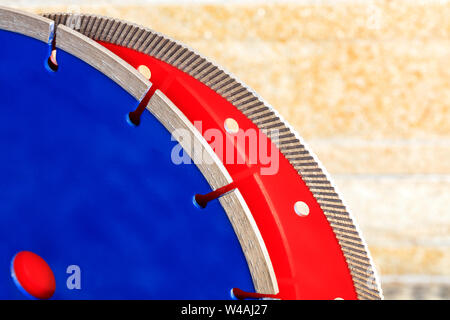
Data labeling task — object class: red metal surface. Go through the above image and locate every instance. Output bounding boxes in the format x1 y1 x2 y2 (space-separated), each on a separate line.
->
100 42 358 300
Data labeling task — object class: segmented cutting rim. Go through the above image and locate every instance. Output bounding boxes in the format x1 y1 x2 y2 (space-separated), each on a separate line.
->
43 12 383 300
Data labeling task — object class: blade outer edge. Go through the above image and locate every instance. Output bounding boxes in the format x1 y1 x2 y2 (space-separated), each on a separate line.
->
0 6 53 44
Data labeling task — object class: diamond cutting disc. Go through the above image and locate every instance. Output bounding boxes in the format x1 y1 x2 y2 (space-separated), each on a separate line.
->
0 7 253 300
0 7 382 299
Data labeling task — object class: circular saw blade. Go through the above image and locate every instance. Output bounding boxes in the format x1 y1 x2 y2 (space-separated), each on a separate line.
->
0 6 383 299
0 7 262 299
42 12 383 300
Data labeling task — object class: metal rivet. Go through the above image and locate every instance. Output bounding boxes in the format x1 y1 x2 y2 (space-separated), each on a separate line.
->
137 65 151 79
294 201 309 217
224 118 239 134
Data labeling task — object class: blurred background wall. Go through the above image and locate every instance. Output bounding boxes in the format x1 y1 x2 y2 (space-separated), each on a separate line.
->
3 0 449 299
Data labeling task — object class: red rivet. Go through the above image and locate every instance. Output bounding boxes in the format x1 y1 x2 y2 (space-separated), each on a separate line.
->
11 251 56 300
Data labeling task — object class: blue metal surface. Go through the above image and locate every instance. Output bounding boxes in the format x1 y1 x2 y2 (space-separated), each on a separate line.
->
0 29 254 299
